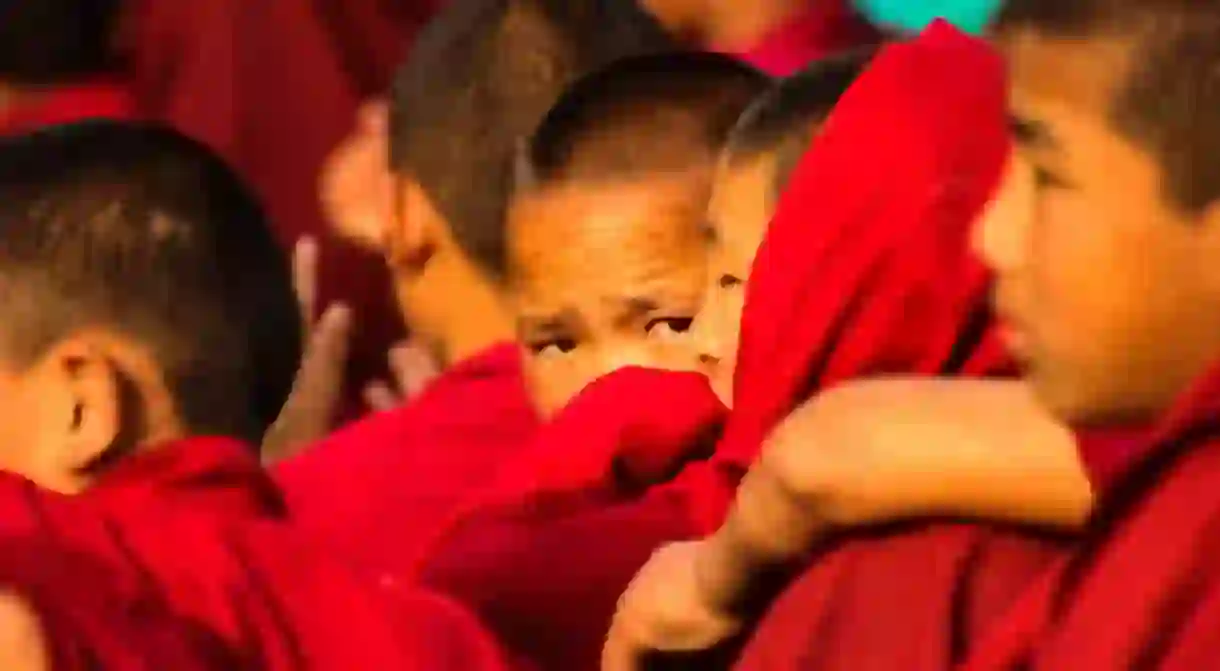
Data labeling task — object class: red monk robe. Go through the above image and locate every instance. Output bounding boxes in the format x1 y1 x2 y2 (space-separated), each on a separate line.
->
0 80 137 136
0 535 241 669
275 342 541 579
724 25 1071 671
731 0 879 76
116 0 442 406
417 23 1051 671
0 437 508 670
958 367 1220 669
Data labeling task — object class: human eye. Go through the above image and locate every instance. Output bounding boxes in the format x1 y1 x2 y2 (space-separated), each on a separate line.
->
1030 163 1071 191
527 337 578 358
718 273 743 290
645 317 694 341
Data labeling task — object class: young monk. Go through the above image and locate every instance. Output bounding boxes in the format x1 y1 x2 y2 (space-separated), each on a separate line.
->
0 120 507 670
0 0 136 134
274 0 676 579
419 28 1088 671
959 0 1220 666
507 52 768 415
603 27 1085 670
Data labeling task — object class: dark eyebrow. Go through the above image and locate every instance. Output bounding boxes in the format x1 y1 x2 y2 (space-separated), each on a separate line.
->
516 307 579 336
1008 113 1058 152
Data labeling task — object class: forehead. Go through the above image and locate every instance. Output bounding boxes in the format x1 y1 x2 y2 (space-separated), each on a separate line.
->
999 30 1134 136
710 154 775 250
507 175 709 306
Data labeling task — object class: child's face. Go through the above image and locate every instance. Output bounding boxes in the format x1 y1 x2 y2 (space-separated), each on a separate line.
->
508 174 709 415
693 154 776 407
978 32 1220 424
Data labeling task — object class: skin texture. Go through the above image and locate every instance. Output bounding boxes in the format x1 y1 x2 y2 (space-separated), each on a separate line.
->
508 174 710 415
979 31 1220 426
695 154 777 407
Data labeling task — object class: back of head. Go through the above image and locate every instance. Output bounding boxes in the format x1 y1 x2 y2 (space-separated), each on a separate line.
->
995 0 1220 212
724 47 877 205
0 0 122 86
521 51 770 189
390 0 675 280
0 121 300 445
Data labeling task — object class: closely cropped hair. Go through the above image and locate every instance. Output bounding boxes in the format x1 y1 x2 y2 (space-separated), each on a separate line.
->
520 51 769 189
996 0 1220 212
389 0 674 279
725 48 876 202
0 0 122 85
0 121 301 446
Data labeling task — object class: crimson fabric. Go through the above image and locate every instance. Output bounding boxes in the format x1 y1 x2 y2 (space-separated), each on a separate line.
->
0 536 238 669
726 24 1073 671
276 343 540 579
418 23 1049 671
0 80 137 135
116 0 443 409
0 438 508 670
732 0 880 76
959 359 1220 670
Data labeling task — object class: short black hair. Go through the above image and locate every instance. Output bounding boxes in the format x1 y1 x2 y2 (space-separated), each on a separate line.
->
725 48 876 203
522 51 769 188
0 121 301 446
0 0 122 86
996 0 1220 212
389 0 675 280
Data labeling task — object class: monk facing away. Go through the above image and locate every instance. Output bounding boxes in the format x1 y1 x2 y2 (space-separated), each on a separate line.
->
0 121 508 670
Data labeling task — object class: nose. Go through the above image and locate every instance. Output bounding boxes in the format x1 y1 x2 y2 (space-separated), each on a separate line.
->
693 308 722 369
972 152 1032 273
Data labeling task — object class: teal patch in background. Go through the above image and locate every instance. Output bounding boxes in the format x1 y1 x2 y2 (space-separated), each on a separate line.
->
852 0 1004 35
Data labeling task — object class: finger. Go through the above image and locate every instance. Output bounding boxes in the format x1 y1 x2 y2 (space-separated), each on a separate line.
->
363 380 401 412
271 303 352 453
601 622 641 671
389 342 440 399
293 236 320 326
357 99 389 133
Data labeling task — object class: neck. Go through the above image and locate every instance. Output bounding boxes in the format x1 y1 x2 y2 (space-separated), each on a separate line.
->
394 251 517 369
701 0 809 50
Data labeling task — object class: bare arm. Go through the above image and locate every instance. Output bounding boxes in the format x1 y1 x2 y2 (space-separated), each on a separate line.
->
694 377 1092 610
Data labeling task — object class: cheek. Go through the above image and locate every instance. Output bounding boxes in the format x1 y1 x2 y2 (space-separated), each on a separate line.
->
524 356 589 415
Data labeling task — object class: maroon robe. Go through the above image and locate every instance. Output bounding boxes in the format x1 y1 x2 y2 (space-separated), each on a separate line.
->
0 437 508 670
275 343 540 579
416 23 1056 671
960 359 1220 669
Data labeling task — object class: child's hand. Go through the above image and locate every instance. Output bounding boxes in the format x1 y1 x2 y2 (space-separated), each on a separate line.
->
362 340 441 412
320 100 394 251
0 591 48 671
263 238 352 463
602 541 741 671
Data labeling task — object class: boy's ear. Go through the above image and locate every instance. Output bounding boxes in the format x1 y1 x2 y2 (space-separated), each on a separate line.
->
386 178 441 272
33 338 126 489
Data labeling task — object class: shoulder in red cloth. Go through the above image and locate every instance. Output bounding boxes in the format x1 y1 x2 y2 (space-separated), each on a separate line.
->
276 342 540 579
726 22 1068 670
963 358 1220 670
0 437 509 670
